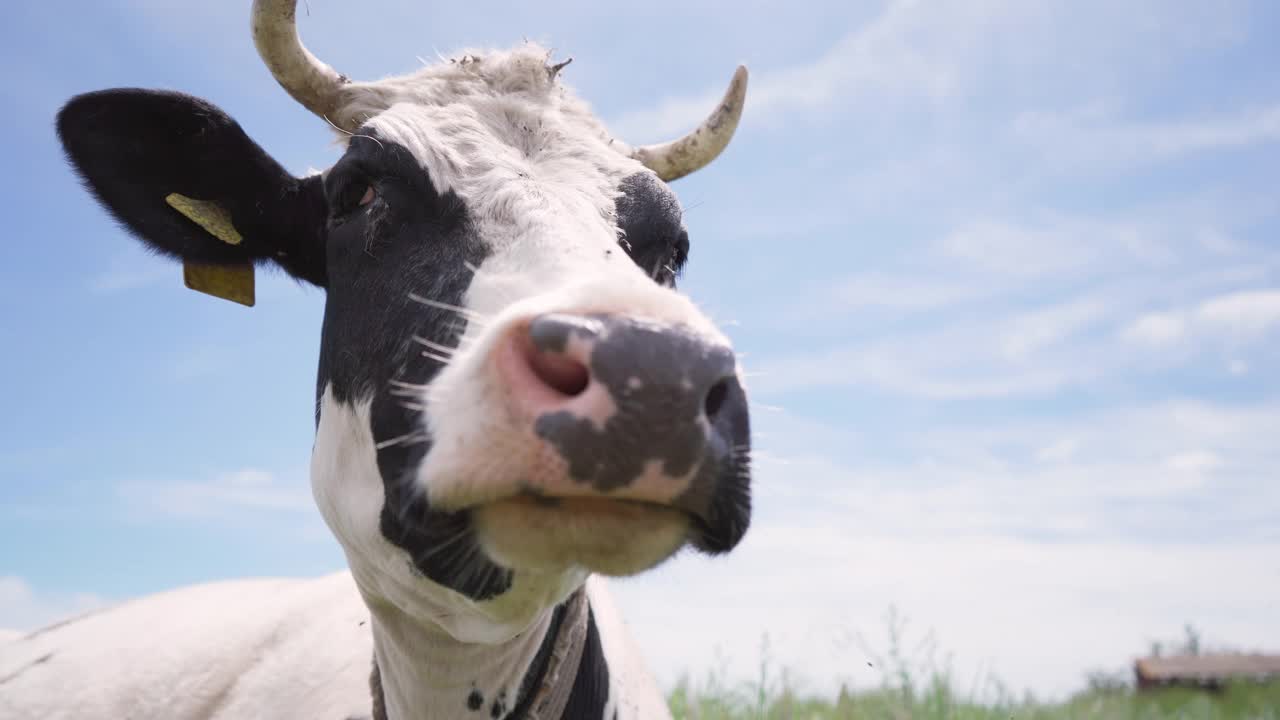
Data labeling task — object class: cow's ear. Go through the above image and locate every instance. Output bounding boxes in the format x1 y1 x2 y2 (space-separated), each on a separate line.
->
56 89 328 302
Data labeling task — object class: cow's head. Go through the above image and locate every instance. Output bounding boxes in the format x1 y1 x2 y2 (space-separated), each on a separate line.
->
57 0 751 640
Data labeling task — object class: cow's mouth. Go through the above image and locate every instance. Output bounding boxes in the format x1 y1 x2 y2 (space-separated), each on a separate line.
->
510 490 679 514
470 491 692 576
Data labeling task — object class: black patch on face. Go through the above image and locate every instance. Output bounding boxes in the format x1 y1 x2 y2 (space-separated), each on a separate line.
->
467 688 484 711
530 315 752 552
489 690 507 718
614 172 689 286
559 608 610 719
316 133 511 600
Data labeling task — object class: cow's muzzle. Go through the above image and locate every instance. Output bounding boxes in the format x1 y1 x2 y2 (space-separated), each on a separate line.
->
495 312 750 531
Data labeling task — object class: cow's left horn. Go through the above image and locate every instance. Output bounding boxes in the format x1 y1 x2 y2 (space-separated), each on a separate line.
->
252 0 351 128
630 66 748 182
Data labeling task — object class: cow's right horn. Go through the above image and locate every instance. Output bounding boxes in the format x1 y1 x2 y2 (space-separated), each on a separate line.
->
252 0 352 129
629 66 748 182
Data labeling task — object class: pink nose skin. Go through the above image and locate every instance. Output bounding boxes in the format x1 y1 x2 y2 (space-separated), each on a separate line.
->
494 313 737 511
498 315 604 422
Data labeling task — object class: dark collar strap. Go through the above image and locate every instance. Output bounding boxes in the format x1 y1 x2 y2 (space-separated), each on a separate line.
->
514 587 589 720
369 588 589 720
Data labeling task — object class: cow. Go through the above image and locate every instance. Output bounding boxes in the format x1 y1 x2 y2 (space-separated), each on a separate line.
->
0 1 752 718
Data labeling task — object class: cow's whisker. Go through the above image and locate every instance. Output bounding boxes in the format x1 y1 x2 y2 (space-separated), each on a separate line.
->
751 451 791 465
408 293 489 324
411 335 460 356
421 350 453 364
375 431 428 450
414 526 476 564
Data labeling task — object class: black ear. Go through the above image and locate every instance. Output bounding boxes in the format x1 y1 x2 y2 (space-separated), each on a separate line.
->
56 89 327 287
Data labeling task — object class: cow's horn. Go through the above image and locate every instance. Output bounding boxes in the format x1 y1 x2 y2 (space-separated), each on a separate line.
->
252 0 351 128
630 66 748 182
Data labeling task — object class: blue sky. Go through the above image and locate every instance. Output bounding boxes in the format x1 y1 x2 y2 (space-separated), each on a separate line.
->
3 0 1279 700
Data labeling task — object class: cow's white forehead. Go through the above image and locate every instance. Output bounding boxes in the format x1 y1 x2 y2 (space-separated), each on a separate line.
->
333 44 648 232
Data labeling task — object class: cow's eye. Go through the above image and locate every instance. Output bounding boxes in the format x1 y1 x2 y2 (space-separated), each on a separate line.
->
658 229 690 286
331 179 376 219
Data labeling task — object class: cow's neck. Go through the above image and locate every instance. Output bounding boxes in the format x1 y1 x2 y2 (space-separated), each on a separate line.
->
366 588 590 720
310 394 607 717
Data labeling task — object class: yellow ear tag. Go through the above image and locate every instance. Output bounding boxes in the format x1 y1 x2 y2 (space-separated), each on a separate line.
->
164 193 255 307
182 262 255 307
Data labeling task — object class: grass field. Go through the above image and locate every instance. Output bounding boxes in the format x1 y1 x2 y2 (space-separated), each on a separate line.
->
668 679 1280 719
665 616 1279 719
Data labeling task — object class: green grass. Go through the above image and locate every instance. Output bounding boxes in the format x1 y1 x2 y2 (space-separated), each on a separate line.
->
666 614 1280 719
668 679 1280 719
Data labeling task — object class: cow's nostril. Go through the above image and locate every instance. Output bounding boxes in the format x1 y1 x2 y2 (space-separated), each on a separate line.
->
527 344 590 396
703 378 730 420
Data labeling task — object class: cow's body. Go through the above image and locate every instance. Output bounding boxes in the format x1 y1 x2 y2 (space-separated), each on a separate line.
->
7 1 753 717
0 574 374 719
0 575 667 719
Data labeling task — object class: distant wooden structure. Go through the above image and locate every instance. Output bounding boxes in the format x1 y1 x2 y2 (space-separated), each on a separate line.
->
1135 654 1280 690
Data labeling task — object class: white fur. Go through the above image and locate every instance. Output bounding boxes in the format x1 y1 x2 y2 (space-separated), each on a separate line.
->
0 573 665 720
0 573 372 719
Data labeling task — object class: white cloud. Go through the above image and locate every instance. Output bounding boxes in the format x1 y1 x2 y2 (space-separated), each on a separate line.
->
117 469 313 518
608 0 1020 140
935 215 1179 279
753 340 1083 399
0 577 106 633
1164 450 1222 475
937 220 1098 278
1122 311 1187 345
1122 288 1280 348
1015 104 1280 172
1035 437 1080 464
610 0 1254 150
997 299 1107 361
1197 289 1280 336
753 196 1278 398
754 292 1116 399
822 273 987 314
750 398 1280 542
